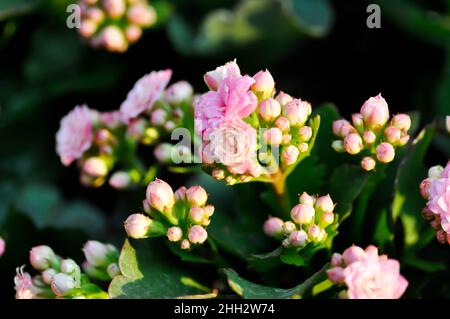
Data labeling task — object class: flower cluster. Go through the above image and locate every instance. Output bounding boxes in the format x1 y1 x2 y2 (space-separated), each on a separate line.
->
326 245 408 299
124 179 214 250
195 60 315 185
420 161 450 244
78 0 157 53
263 193 337 248
56 69 195 189
14 241 119 299
332 94 411 171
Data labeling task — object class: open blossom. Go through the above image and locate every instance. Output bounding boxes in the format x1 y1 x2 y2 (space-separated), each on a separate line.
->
327 245 408 299
120 70 172 123
14 267 35 299
56 105 94 166
203 59 241 90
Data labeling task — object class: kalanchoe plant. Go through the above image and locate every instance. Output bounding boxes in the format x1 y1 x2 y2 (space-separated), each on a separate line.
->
419 161 450 244
14 242 119 299
78 0 157 53
326 245 408 299
332 94 411 171
124 179 214 250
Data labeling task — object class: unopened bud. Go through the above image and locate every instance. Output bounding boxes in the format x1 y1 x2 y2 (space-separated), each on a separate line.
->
212 169 225 180
331 253 343 267
167 226 183 242
436 229 447 244
360 94 390 130
189 207 204 224
282 221 297 234
282 145 299 165
275 116 290 132
125 25 142 44
263 217 284 237
419 178 431 199
283 99 309 126
164 121 176 132
288 230 308 247
376 142 395 163
275 91 292 106
83 157 108 177
327 267 345 284
109 171 132 189
342 245 366 265
61 259 80 275
422 206 434 221
107 263 121 278
0 237 4 258
42 268 57 285
384 126 401 144
361 156 376 171
363 130 376 145
307 225 325 242
186 186 208 207
203 205 215 217
51 273 76 296
428 165 444 179
181 239 191 250
291 204 315 225
188 225 208 244
391 114 411 131
344 133 363 155
127 3 157 27
331 140 345 153
174 186 187 201
351 113 364 132
104 0 126 18
315 195 334 214
263 128 283 145
320 211 335 228
333 119 351 137
259 98 281 121
82 241 114 267
101 26 128 53
299 192 315 206
146 179 175 213
124 214 155 239
154 143 173 164
252 70 275 99
299 126 312 142
151 109 167 126
79 20 97 38
165 81 193 105
29 246 57 271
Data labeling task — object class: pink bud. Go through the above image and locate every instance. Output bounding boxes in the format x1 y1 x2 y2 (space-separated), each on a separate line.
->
150 109 167 126
174 186 188 201
125 25 142 44
42 268 56 285
391 114 411 131
275 91 293 106
436 229 447 244
361 156 376 171
315 194 334 214
283 99 309 126
143 200 151 213
384 126 401 144
431 214 442 230
299 192 315 206
109 171 132 189
360 94 389 130
189 207 204 224
188 225 208 244
104 0 126 18
351 113 364 131
203 60 241 91
263 128 283 145
0 237 4 257
263 217 284 237
332 119 351 137
320 211 334 227
82 241 114 267
327 267 345 284
100 26 127 53
86 7 104 23
186 186 208 207
124 214 152 239
291 204 315 225
282 221 297 234
83 157 108 177
79 20 97 38
167 227 183 242
299 126 312 142
288 230 308 247
154 143 173 164
51 273 76 297
362 130 376 145
340 123 357 137
127 3 157 27
259 98 281 121
344 133 363 155
298 143 308 153
146 179 175 212
165 81 193 105
180 239 191 250
398 133 410 146
212 169 225 180
107 263 120 278
331 253 343 267
164 121 176 132
282 145 299 165
419 178 431 199
307 225 325 242
281 134 291 145
331 140 345 153
422 206 434 221
127 118 147 139
376 142 395 163
29 246 57 271
252 70 275 98
275 116 290 132
342 245 366 265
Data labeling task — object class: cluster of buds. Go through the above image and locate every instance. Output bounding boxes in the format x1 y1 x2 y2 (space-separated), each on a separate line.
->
263 192 337 248
124 179 214 250
332 94 411 171
78 0 157 53
195 60 316 185
419 162 450 244
56 69 196 189
14 241 119 299
326 245 408 299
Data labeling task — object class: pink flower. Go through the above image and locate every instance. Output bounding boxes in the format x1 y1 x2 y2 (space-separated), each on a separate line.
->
14 267 35 299
100 111 122 129
203 60 241 91
56 105 94 166
426 162 450 234
0 237 4 258
120 69 172 123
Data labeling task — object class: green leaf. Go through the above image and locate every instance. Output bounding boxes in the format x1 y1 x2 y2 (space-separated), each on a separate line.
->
108 239 204 298
247 247 283 272
223 263 329 299
0 0 40 20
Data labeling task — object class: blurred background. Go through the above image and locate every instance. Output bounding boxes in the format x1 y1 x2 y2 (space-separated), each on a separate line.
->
0 0 449 299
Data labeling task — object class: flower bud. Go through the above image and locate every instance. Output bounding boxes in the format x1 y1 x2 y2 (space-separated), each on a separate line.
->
362 130 376 145
281 145 299 165
41 269 56 285
109 171 132 189
154 143 173 164
263 217 284 237
29 246 57 271
428 165 444 179
83 157 108 177
174 186 187 201
127 118 147 139
189 207 204 224
331 253 343 267
344 133 363 155
51 273 76 296
431 215 442 230
319 211 334 228
384 126 401 144
146 179 175 213
288 230 308 247
327 267 345 284
391 114 411 131
180 239 191 250
376 142 395 163
101 26 128 53
203 205 215 217
436 229 447 244
263 128 283 145
165 81 193 105
422 206 434 221
167 226 183 242
127 3 157 27
419 178 431 199
331 140 345 153
446 115 450 133
298 143 309 153
188 225 208 244
150 109 167 126
0 237 4 258
107 263 121 278
212 169 225 180
82 241 111 267
259 98 281 121
225 176 237 185
79 20 97 38
398 133 410 146
291 204 315 225
283 99 309 126
360 94 389 130
124 214 152 239
275 91 292 106
351 113 364 132
307 225 325 242
315 194 334 214
299 192 315 206
282 221 297 234
252 70 275 98
186 186 208 207
164 121 176 132
332 119 351 137
361 156 376 171
125 25 142 44
342 245 366 265
275 116 290 132
104 0 126 18
299 126 312 142
86 7 104 24
61 259 80 275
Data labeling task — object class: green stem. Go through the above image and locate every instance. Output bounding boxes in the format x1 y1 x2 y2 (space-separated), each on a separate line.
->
271 172 291 217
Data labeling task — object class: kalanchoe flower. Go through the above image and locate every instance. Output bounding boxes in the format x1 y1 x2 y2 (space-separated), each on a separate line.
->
29 246 58 271
332 94 411 170
419 161 450 244
82 241 120 281
0 237 4 258
14 267 36 299
264 192 338 250
195 60 317 186
124 179 216 250
326 245 408 299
